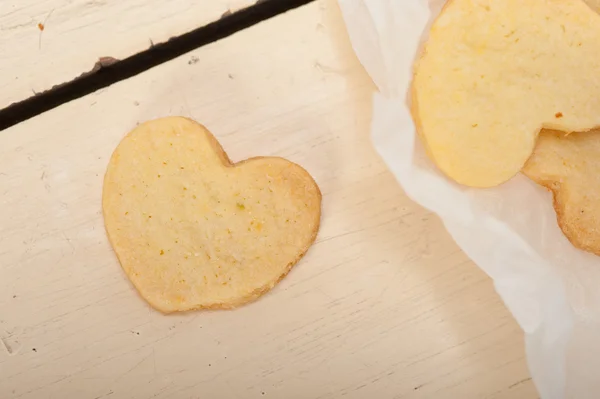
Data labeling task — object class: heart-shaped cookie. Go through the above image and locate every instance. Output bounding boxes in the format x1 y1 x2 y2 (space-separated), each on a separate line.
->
103 117 321 312
523 129 600 256
412 0 600 188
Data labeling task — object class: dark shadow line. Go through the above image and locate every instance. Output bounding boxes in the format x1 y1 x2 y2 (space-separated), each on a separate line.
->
0 0 315 131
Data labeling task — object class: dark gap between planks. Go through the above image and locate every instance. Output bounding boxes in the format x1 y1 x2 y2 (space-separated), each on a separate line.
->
0 0 315 131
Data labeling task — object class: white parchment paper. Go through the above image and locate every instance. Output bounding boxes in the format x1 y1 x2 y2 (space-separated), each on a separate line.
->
338 1 600 398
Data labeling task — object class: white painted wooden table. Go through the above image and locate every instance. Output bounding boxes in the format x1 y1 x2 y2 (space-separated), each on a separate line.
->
0 0 255 108
0 1 537 398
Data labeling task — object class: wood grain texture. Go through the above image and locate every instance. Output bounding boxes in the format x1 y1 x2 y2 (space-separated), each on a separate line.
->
0 0 254 109
0 1 536 398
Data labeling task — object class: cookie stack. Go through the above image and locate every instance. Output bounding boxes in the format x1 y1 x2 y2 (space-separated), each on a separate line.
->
411 0 600 255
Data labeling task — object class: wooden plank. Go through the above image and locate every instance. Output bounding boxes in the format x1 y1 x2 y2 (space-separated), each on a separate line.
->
0 0 256 109
0 1 536 398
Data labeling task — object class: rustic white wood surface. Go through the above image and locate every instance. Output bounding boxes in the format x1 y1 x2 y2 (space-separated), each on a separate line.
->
0 1 537 398
0 0 254 109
